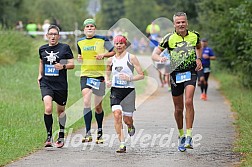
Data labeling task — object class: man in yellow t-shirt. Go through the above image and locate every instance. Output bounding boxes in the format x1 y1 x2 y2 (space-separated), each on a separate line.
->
77 18 115 144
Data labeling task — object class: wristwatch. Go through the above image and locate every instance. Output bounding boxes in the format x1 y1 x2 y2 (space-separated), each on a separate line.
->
197 58 202 61
63 64 66 69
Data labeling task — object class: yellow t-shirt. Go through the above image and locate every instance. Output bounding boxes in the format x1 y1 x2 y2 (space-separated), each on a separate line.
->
77 35 114 77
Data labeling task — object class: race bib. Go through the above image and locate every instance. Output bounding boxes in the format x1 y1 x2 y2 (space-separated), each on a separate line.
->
86 78 101 90
115 76 127 87
204 67 211 73
176 71 191 83
45 64 59 76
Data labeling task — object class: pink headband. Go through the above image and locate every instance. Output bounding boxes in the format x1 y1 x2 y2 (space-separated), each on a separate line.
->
113 35 127 45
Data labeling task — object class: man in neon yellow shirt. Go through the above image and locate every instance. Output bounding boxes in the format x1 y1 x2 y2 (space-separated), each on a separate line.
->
77 18 115 144
152 12 202 152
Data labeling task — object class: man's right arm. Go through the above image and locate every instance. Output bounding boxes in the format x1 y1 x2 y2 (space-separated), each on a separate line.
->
105 57 112 88
38 59 43 85
152 46 166 62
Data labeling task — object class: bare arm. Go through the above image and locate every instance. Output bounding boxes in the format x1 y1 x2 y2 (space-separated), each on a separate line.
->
151 46 166 62
195 43 203 71
210 55 216 60
54 58 75 70
196 43 202 59
105 57 113 87
37 59 43 85
130 54 144 81
96 51 116 60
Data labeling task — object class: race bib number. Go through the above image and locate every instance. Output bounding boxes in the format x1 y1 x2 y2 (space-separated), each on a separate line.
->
115 76 127 87
45 64 59 76
204 67 211 73
86 78 101 90
176 71 191 83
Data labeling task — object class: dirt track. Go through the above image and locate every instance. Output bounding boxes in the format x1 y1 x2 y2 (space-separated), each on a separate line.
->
7 56 240 167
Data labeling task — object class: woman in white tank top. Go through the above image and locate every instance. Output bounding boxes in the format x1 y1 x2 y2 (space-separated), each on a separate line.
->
105 35 144 153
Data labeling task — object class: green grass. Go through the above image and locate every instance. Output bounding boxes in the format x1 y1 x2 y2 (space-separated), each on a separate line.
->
212 62 252 166
0 33 147 166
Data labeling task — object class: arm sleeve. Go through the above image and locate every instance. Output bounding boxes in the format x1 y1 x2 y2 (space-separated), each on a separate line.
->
104 37 114 52
159 33 170 49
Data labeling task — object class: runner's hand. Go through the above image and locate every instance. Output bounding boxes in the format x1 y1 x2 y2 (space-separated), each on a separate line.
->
159 56 167 63
106 80 112 88
95 54 104 60
119 73 131 81
78 55 83 63
37 75 42 86
54 63 63 70
195 59 203 71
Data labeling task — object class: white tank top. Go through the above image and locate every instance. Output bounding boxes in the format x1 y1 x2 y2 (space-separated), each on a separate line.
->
111 52 134 88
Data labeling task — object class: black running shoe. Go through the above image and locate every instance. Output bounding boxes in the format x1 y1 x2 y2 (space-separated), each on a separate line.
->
44 136 53 147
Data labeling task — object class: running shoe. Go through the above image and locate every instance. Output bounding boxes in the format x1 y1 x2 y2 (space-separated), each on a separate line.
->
55 138 64 148
82 133 92 143
116 145 126 153
128 125 135 136
178 136 186 152
44 136 53 147
184 136 193 149
200 93 206 100
96 130 104 144
204 94 208 101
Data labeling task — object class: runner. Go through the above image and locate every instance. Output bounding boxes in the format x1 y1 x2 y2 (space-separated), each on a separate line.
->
152 12 202 152
105 35 144 153
198 38 216 100
38 25 75 148
77 18 115 144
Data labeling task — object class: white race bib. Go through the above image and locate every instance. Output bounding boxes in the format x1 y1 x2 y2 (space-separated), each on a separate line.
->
114 76 127 87
176 71 191 83
204 67 211 73
86 78 101 90
45 64 59 76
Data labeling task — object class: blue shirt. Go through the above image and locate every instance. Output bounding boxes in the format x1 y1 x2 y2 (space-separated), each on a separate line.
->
202 47 214 67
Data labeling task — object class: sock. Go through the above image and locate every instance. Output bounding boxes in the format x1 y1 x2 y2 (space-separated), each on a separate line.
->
205 83 208 94
59 113 66 138
186 128 192 137
178 129 184 137
200 82 205 93
95 111 104 130
120 141 125 147
44 114 53 137
83 108 92 134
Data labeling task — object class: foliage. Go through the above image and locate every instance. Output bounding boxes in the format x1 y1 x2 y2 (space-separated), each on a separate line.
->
230 0 252 88
0 0 88 31
95 0 125 29
123 0 159 33
0 29 34 64
196 0 252 87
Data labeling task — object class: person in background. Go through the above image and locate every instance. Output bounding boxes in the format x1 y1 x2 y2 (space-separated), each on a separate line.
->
42 19 50 41
198 38 216 100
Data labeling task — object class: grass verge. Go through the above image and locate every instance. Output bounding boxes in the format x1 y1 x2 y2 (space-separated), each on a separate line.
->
212 62 252 166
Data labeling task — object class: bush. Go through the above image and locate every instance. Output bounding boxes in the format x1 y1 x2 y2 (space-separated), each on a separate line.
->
0 29 34 65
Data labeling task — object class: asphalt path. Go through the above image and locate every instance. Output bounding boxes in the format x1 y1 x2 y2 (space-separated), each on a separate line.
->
7 55 240 167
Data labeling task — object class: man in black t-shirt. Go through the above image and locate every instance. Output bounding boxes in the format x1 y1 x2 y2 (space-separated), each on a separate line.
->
38 25 74 148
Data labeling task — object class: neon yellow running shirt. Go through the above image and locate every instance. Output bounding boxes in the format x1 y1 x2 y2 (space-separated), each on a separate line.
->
77 35 114 77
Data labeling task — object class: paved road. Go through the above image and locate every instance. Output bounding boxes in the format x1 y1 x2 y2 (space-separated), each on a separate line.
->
7 56 240 167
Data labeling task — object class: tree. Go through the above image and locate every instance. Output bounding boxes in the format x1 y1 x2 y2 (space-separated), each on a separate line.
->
95 0 125 29
124 0 159 33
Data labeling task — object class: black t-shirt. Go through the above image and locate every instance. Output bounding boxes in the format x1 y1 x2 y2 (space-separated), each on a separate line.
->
39 43 73 90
